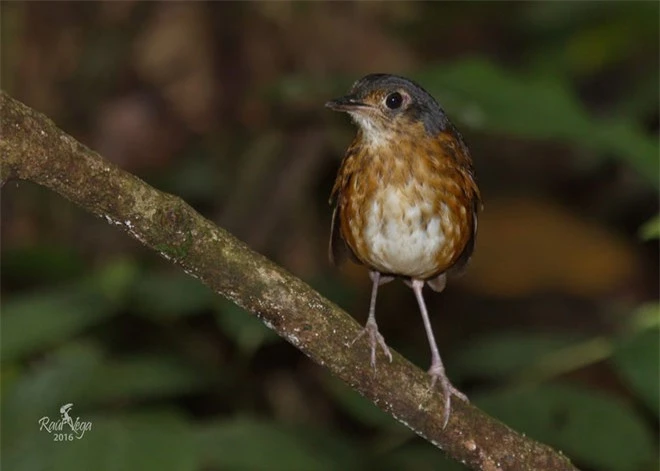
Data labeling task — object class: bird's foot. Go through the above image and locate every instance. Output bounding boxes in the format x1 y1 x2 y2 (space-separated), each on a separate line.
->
428 364 468 428
351 320 393 368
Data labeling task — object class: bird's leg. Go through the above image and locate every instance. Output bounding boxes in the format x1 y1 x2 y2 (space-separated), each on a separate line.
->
351 271 393 368
411 279 468 427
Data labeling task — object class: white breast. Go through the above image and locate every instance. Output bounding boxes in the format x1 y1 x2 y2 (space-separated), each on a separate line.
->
359 184 454 278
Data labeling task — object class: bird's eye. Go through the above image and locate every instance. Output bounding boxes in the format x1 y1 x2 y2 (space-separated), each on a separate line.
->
385 92 403 110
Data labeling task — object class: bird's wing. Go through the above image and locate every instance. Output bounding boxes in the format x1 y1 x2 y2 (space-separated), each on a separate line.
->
447 198 479 278
329 198 361 265
329 204 345 265
432 130 482 280
329 140 362 266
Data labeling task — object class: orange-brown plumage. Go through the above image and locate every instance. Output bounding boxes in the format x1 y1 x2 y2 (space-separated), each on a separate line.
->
326 74 481 427
330 114 480 284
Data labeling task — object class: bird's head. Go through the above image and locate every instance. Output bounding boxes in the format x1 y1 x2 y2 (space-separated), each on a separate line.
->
325 73 450 146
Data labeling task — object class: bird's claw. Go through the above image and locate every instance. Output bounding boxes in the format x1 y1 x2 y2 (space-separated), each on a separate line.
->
351 321 392 368
428 365 469 428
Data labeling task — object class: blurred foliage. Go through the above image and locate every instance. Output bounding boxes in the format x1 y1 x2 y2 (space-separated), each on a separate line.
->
418 60 659 186
1 2 658 471
476 384 656 471
614 320 660 418
640 215 660 241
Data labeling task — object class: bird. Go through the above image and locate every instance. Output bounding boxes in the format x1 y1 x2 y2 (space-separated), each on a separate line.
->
326 73 481 427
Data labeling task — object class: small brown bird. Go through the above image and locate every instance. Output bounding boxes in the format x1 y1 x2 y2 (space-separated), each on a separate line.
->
326 74 481 426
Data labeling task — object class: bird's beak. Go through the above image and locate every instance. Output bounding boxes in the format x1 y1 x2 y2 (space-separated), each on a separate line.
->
325 94 371 112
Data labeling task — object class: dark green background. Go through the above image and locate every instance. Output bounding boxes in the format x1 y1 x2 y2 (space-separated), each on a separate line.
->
2 2 658 470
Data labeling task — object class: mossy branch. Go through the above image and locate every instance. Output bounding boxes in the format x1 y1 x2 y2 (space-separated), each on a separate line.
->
0 91 578 471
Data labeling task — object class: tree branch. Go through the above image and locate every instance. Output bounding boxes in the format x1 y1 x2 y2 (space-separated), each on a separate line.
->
0 91 578 471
